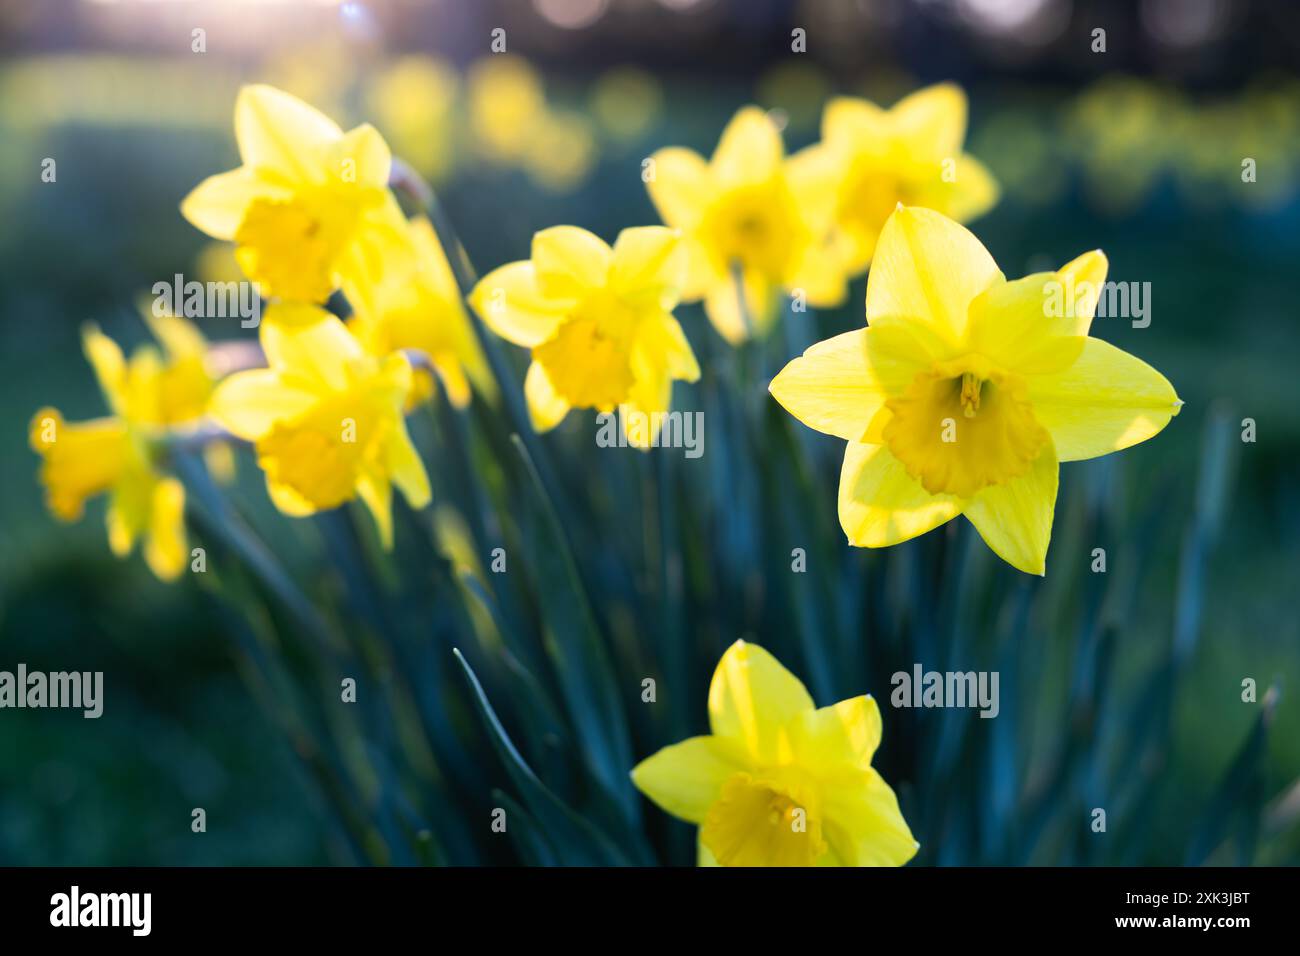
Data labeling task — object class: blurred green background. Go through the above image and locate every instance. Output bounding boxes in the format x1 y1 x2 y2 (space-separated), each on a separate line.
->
0 0 1297 865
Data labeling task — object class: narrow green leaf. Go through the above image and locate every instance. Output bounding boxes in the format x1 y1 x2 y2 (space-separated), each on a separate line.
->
453 648 631 866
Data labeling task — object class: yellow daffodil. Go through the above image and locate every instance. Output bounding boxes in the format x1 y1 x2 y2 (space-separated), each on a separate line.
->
181 84 410 305
632 641 918 867
646 106 846 343
208 303 430 547
792 83 999 278
769 205 1181 575
469 225 699 446
348 216 494 409
29 324 195 580
129 310 220 427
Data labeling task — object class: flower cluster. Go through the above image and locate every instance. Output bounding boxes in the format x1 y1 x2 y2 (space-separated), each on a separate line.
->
646 85 997 342
30 82 1182 867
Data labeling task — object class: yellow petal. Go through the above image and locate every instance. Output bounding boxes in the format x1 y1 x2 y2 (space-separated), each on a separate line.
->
792 695 883 773
262 300 335 329
786 240 850 309
785 143 843 239
387 420 431 510
180 167 282 241
936 152 1000 223
646 147 712 229
697 837 720 867
623 347 671 449
324 123 391 188
430 359 472 409
889 82 967 162
355 472 394 549
1027 338 1181 462
266 476 317 517
707 640 814 763
838 441 963 547
524 360 570 432
234 84 341 180
865 205 1003 348
31 409 128 522
1054 249 1109 335
642 312 699 383
678 235 721 303
711 106 783 185
963 444 1058 575
822 95 890 149
531 225 612 299
208 369 319 441
143 477 187 581
609 226 687 310
965 272 1087 376
338 194 418 310
409 216 462 303
821 768 919 866
143 310 208 363
470 261 570 348
81 324 127 414
704 267 774 344
261 311 364 393
106 475 150 557
630 736 743 825
769 328 919 442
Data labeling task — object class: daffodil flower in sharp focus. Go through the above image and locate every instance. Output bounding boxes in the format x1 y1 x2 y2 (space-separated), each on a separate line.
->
791 83 999 279
769 205 1182 575
181 85 410 305
469 225 700 446
29 324 197 581
347 216 494 410
632 641 918 867
207 303 430 548
645 106 848 344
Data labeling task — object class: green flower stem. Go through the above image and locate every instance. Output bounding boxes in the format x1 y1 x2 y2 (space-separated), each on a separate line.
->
181 476 388 865
171 451 342 662
389 159 561 495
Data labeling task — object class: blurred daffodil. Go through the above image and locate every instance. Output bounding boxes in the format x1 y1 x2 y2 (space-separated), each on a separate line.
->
366 56 460 183
467 56 547 165
769 206 1181 575
646 106 846 343
470 225 699 446
348 216 494 409
632 641 918 867
181 85 409 305
29 322 202 581
208 304 430 547
523 109 599 193
792 83 998 278
590 67 663 143
133 308 237 483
